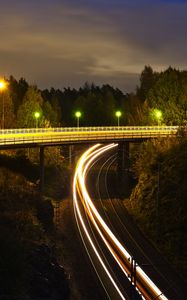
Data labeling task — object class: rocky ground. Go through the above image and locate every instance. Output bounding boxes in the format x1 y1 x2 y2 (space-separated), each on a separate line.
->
0 242 70 300
28 244 70 300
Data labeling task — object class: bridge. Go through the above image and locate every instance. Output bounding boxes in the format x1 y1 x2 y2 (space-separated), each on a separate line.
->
0 126 178 149
0 126 179 193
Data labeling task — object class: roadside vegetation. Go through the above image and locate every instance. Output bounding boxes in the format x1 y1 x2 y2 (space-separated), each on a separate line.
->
126 134 187 280
0 148 70 299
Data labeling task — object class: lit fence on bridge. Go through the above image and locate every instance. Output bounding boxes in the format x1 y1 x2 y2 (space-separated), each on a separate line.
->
0 126 178 148
0 125 179 134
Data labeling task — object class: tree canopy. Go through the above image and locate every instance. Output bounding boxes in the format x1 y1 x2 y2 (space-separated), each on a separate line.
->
3 66 187 128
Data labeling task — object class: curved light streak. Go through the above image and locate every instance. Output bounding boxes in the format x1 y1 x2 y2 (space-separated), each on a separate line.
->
73 144 127 300
73 143 168 300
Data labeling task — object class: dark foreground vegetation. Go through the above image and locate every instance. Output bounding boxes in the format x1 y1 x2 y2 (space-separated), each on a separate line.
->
126 134 187 281
0 148 70 299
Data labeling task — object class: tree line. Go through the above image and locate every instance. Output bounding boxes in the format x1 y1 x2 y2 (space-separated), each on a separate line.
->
1 66 187 129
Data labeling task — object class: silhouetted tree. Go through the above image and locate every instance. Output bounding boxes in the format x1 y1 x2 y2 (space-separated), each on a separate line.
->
0 89 15 128
137 65 157 102
17 86 43 128
8 76 29 114
146 67 187 125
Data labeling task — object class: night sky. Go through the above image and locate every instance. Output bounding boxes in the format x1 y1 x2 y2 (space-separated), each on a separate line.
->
0 0 187 92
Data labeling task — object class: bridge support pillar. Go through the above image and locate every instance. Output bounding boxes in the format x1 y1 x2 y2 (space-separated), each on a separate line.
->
69 145 74 167
117 142 130 198
39 146 45 195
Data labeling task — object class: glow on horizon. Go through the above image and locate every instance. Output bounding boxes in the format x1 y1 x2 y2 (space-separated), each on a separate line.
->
0 1 187 92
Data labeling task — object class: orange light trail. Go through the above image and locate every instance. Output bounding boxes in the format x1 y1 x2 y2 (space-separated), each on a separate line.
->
73 144 168 300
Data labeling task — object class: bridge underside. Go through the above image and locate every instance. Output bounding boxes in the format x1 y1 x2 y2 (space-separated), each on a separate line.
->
0 137 147 150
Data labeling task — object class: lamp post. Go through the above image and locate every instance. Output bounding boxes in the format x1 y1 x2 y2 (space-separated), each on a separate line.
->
154 109 162 126
75 111 81 128
34 111 40 128
0 79 7 129
115 111 122 127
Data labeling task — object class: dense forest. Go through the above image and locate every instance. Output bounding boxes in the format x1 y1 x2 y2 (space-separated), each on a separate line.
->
0 66 187 298
1 66 187 128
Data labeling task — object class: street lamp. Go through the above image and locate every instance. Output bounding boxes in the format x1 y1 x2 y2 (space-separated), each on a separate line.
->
75 111 81 128
115 111 122 127
0 79 7 129
154 109 162 126
34 111 40 128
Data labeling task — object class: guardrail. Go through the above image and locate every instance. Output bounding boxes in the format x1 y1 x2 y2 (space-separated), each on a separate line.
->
0 125 179 135
0 126 179 148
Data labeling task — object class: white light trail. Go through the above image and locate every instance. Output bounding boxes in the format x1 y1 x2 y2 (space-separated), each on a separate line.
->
73 143 168 300
73 144 127 300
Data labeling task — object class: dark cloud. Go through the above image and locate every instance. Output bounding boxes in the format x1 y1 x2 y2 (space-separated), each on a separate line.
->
0 0 187 92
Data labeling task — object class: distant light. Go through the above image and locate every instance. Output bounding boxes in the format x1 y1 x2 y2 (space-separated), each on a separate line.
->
115 111 122 127
154 109 162 119
0 79 7 91
34 111 40 128
75 111 82 128
75 111 82 118
152 109 162 126
115 111 122 118
34 111 40 119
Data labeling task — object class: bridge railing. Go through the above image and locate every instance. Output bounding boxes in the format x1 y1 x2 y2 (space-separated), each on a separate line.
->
0 126 179 148
0 126 179 135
